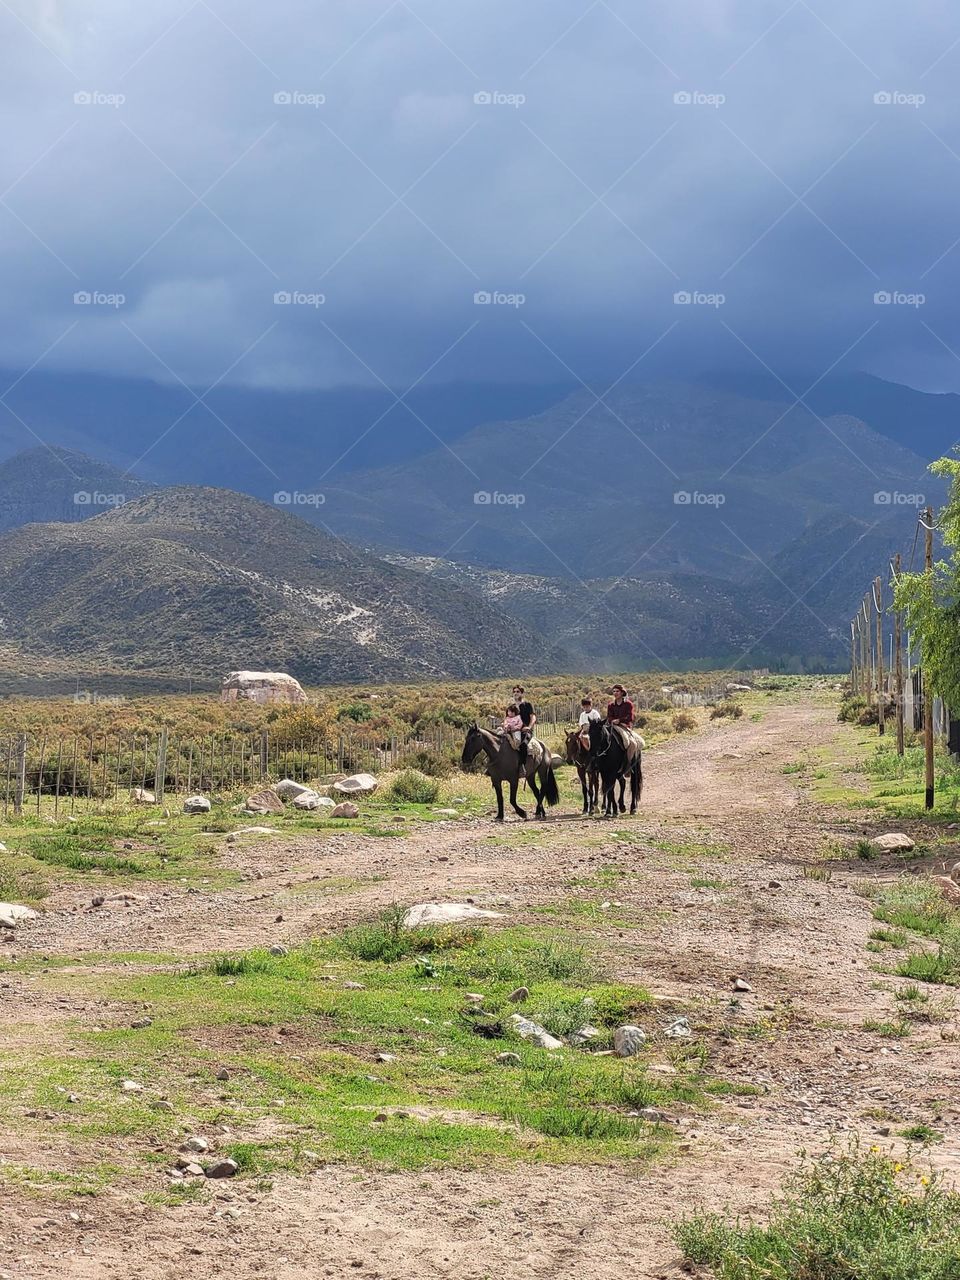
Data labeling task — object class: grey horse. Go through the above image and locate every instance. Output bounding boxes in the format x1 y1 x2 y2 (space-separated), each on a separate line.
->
461 724 561 821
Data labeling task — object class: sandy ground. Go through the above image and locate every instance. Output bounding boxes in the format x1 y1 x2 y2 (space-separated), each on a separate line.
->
3 695 959 1278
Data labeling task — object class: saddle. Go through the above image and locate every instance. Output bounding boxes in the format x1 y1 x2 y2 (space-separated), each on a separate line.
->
611 724 644 763
502 733 543 767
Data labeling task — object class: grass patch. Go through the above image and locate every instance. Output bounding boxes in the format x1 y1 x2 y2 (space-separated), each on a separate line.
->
871 881 960 985
674 1145 960 1279
862 1018 912 1038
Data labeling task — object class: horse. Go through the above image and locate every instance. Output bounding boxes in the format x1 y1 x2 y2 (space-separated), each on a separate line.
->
461 724 561 821
587 718 643 817
564 727 599 815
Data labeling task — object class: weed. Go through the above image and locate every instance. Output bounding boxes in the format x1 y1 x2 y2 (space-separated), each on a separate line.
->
385 770 440 805
899 1123 944 1144
862 1018 911 1037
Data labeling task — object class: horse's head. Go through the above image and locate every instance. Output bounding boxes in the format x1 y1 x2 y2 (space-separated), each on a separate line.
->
461 722 484 767
564 727 584 763
588 717 607 749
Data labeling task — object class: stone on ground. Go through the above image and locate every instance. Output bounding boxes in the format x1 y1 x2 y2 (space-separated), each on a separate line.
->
205 1158 239 1178
331 801 360 819
871 832 916 852
245 788 284 814
221 671 306 705
402 903 504 928
182 795 211 814
292 791 335 810
613 1025 647 1057
275 778 313 801
0 903 38 929
334 773 379 795
130 787 155 804
510 1014 564 1050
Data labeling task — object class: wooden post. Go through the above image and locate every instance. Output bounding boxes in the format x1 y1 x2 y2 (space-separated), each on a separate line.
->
850 620 858 695
862 599 874 706
893 553 905 756
13 733 26 817
156 728 168 803
923 507 935 810
875 576 885 735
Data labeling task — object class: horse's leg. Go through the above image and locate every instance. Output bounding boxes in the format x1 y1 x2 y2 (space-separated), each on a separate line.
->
629 760 640 813
493 779 505 822
578 766 588 814
617 774 627 813
635 755 643 807
602 773 614 817
529 770 545 818
509 775 527 820
591 768 600 813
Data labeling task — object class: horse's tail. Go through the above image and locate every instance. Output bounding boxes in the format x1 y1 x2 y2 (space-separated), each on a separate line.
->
542 763 560 807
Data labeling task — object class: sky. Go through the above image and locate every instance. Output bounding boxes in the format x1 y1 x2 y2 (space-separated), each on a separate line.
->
3 0 960 393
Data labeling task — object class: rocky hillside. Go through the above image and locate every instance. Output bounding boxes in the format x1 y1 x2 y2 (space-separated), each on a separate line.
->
0 488 550 682
0 447 154 531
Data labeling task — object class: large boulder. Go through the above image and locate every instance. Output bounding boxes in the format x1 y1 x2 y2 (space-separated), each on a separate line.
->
0 903 38 929
331 801 359 819
870 832 916 853
245 788 284 814
183 795 211 815
334 773 379 796
402 903 504 928
613 1025 647 1057
221 671 307 706
276 779 313 802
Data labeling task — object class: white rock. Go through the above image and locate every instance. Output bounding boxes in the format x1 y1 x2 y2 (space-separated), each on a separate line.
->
664 1017 691 1039
221 671 307 705
331 801 359 819
183 795 211 814
334 773 379 795
951 861 960 885
292 791 334 810
235 826 280 835
871 833 916 852
0 902 38 929
276 779 313 801
613 1025 647 1057
402 903 505 928
245 789 284 814
130 787 155 804
510 1014 564 1050
570 1024 601 1047
121 1079 144 1093
180 1136 209 1153
432 808 459 817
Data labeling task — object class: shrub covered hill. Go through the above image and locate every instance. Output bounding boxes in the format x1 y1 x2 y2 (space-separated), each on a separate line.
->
0 487 549 682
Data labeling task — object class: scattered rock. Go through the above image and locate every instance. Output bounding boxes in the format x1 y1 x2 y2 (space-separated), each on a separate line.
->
235 826 280 835
130 1017 153 1029
121 1080 143 1093
153 1099 174 1113
635 1106 674 1124
510 1014 564 1050
664 1017 692 1039
130 787 155 804
182 795 211 815
334 773 379 796
402 903 504 928
569 1024 601 1047
215 1068 230 1081
276 779 314 802
933 875 960 907
375 1052 397 1063
0 903 38 930
731 977 753 993
507 986 529 1003
870 832 916 853
180 1136 209 1154
245 789 284 814
613 1025 647 1057
343 980 366 990
204 1158 239 1179
496 1052 521 1066
432 808 459 817
331 802 360 819
950 861 960 885
269 945 288 957
293 791 335 811
464 992 485 1003
180 1162 205 1177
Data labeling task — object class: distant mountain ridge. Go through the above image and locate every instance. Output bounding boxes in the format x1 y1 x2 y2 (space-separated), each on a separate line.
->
0 488 550 682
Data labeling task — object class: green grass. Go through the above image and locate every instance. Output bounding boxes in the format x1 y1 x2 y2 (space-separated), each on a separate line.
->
899 1124 944 1144
862 1017 912 1038
869 882 960 985
674 1145 960 1279
0 924 730 1193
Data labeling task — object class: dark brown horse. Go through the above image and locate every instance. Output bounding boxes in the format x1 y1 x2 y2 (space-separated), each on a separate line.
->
564 728 599 815
461 725 560 821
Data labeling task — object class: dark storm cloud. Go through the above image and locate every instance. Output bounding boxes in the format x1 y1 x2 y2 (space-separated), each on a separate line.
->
2 0 960 392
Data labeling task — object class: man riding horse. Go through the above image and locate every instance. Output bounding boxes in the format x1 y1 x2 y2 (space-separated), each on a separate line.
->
587 684 644 816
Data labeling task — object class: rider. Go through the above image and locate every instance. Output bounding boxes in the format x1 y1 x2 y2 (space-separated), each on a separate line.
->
513 684 536 768
606 684 634 745
578 696 600 750
501 702 523 746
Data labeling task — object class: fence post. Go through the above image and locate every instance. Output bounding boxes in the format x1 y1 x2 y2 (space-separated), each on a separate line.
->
156 728 168 802
260 732 268 782
13 733 26 816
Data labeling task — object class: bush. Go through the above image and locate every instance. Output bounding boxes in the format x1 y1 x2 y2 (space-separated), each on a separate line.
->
651 699 672 713
386 768 440 804
402 747 455 778
838 696 867 723
672 712 696 733
710 701 744 720
341 905 479 963
674 1145 960 1280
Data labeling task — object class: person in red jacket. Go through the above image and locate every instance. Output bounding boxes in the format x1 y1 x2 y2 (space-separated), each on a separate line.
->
606 684 634 728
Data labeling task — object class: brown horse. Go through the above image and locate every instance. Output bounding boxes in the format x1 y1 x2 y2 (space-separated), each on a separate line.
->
564 728 599 815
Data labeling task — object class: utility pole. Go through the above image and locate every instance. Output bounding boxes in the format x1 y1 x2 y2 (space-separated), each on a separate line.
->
923 507 935 810
893 553 905 756
874 576 885 735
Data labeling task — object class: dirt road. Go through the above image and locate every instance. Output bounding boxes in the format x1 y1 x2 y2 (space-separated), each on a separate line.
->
4 695 959 1279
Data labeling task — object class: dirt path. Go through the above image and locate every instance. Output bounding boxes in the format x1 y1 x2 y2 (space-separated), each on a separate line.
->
5 695 959 1279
